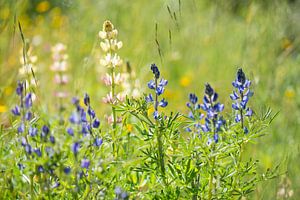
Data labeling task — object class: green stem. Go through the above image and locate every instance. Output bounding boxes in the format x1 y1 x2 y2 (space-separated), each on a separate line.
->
208 145 216 200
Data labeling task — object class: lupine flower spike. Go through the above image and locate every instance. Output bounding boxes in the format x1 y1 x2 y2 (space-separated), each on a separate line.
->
231 68 253 133
146 64 168 119
200 83 225 143
99 20 124 126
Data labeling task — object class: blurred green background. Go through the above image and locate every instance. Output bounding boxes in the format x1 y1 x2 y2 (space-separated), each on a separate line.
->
0 0 299 199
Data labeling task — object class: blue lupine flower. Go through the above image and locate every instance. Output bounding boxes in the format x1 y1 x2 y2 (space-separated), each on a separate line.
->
156 86 165 95
50 135 55 144
29 126 38 137
231 68 253 133
159 78 168 87
147 80 155 89
84 93 90 106
159 98 168 107
115 187 122 195
189 93 198 105
24 93 32 108
72 142 80 155
25 111 32 121
153 111 159 119
94 137 103 147
145 94 153 102
21 137 27 146
72 97 79 105
17 163 25 170
69 112 80 124
16 81 24 96
25 144 32 154
18 123 25 133
67 127 74 136
121 192 129 199
147 64 168 119
64 167 71 174
80 110 87 123
34 148 42 157
81 123 89 135
200 83 224 140
213 133 219 143
52 182 60 189
42 125 50 135
87 107 96 118
150 63 160 79
37 165 44 173
81 158 90 169
11 105 21 116
243 127 249 134
45 147 54 157
92 118 100 128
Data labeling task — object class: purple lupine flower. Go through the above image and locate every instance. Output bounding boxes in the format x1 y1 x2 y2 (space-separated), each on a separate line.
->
231 68 253 133
67 127 74 136
81 123 89 135
94 137 103 147
11 105 21 116
69 112 80 124
34 148 42 157
156 86 165 95
81 158 90 169
50 135 55 144
24 93 32 108
25 144 32 154
189 93 198 105
153 111 159 119
150 63 160 79
64 167 71 174
159 78 168 87
87 107 96 118
80 110 87 123
17 163 25 170
45 147 54 157
72 142 80 154
84 93 90 106
18 123 25 133
147 64 168 119
42 125 50 135
92 118 100 128
200 83 225 137
51 182 60 189
37 165 44 173
145 94 153 102
159 98 168 107
29 126 38 137
72 97 79 105
213 133 219 143
147 80 155 89
16 81 24 96
25 111 32 121
21 137 27 146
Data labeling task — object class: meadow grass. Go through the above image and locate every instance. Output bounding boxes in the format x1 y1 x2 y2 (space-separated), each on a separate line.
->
0 0 299 199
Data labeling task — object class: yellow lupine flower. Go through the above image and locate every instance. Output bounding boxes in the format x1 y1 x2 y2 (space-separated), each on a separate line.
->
36 1 50 13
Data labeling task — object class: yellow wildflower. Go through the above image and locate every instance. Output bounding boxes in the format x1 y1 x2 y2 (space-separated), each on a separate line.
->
180 76 191 87
0 105 7 113
36 1 50 13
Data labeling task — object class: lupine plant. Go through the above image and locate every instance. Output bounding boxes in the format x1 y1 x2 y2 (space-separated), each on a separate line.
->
1 20 280 199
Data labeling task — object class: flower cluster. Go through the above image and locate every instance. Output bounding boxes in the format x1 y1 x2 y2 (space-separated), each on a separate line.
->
185 93 203 134
68 94 101 139
11 81 33 133
50 43 69 99
146 64 168 119
200 83 225 143
99 20 124 125
230 68 253 133
114 186 129 200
